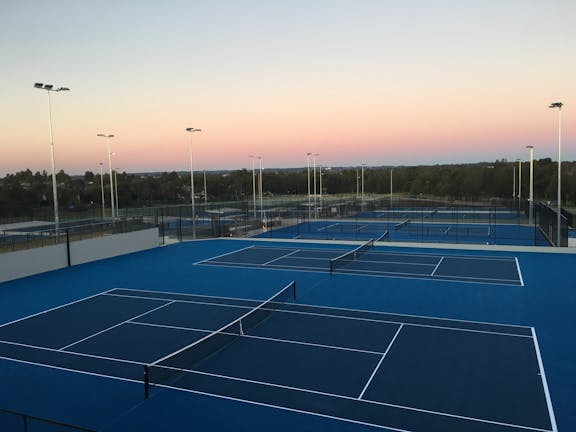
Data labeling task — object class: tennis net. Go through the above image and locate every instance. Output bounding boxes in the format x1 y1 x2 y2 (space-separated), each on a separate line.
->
144 281 296 398
394 219 411 230
329 239 374 274
375 231 390 242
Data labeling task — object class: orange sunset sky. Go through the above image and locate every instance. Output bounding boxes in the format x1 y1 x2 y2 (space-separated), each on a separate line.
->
1 1 574 176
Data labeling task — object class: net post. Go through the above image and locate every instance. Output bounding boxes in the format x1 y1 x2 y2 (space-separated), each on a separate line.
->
329 259 334 275
144 365 150 399
292 281 296 300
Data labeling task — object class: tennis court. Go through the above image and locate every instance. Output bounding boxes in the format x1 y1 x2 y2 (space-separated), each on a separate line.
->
199 244 524 286
0 238 573 432
258 220 548 246
0 285 555 432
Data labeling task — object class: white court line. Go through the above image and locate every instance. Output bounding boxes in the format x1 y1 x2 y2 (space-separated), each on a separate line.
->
151 282 295 365
193 245 256 265
352 258 437 267
0 339 147 365
152 362 552 432
108 288 532 331
0 288 115 329
317 223 339 232
0 343 553 432
0 354 144 384
58 301 175 351
130 321 384 356
262 249 301 266
111 292 532 339
515 257 525 286
251 244 519 261
358 324 403 399
204 260 325 271
430 257 445 276
329 266 520 285
199 260 523 287
0 353 407 432
531 328 558 432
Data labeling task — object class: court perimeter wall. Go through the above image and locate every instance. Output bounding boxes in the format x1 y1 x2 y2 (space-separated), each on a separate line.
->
0 228 159 283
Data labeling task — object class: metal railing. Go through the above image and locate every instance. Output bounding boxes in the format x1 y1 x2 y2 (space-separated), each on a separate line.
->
0 217 155 253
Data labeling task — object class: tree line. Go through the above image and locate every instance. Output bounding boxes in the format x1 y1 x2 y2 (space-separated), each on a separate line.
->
1 159 574 218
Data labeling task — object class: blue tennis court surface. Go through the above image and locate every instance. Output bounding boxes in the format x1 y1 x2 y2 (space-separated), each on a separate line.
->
0 287 554 432
257 220 549 247
199 245 523 286
0 238 574 431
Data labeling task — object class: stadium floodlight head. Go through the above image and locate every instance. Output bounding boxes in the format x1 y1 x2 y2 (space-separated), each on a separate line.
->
34 83 70 92
549 102 563 109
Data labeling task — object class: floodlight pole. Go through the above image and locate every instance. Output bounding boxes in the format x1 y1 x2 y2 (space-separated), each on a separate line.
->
186 128 202 240
34 83 69 234
390 168 393 204
313 153 319 219
249 155 257 217
549 102 563 246
203 170 208 205
319 163 323 208
306 153 312 220
361 164 365 207
99 163 105 219
258 156 264 228
517 159 522 210
512 166 516 204
114 169 119 215
526 146 534 225
97 134 115 218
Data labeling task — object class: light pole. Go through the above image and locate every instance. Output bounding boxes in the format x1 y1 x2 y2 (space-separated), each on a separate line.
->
98 163 105 219
203 170 208 206
517 158 522 210
549 102 563 246
258 156 264 227
361 164 365 207
526 146 534 225
306 153 312 220
114 169 119 215
249 155 257 217
313 153 319 219
319 162 323 207
390 168 393 204
186 127 202 240
34 83 69 233
512 165 516 205
97 134 115 218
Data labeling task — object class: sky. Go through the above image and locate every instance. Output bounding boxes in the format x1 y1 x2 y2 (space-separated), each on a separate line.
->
0 0 575 176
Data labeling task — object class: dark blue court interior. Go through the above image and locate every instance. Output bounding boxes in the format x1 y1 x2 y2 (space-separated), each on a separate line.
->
0 238 573 432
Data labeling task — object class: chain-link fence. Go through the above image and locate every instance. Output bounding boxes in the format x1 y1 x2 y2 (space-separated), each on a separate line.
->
1 195 571 249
